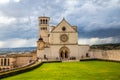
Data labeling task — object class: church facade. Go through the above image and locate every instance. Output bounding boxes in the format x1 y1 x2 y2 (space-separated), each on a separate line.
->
37 16 89 60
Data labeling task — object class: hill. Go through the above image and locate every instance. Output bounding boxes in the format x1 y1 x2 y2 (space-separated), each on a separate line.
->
90 43 120 50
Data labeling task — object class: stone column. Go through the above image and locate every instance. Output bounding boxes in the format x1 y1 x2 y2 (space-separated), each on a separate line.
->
1 58 3 66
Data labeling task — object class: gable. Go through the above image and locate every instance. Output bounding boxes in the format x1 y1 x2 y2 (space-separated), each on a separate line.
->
51 18 76 32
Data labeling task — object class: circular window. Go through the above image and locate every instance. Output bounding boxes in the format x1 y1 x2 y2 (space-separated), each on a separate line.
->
60 34 68 42
62 26 66 31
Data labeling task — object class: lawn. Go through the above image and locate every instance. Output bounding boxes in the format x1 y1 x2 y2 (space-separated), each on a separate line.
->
3 61 120 80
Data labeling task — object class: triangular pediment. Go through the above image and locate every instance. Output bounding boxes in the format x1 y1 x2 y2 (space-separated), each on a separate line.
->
51 18 76 32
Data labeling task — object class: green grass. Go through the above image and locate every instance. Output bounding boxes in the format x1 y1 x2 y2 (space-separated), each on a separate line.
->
3 61 120 80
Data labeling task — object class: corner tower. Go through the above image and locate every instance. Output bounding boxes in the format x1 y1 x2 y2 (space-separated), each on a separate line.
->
38 16 50 42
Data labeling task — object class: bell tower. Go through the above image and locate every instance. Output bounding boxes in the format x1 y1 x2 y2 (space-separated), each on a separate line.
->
38 16 50 43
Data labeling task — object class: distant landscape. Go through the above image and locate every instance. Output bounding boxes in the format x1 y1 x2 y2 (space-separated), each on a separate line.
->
0 47 36 54
90 43 120 50
0 43 120 54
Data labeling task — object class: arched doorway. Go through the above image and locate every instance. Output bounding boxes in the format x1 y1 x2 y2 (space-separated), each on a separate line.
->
59 46 70 60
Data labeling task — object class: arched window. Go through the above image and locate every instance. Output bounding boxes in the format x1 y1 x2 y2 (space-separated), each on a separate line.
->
43 19 45 24
46 19 47 24
43 27 45 30
40 20 42 24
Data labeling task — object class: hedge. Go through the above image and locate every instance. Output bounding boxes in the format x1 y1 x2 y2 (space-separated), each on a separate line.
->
0 61 43 79
80 58 120 63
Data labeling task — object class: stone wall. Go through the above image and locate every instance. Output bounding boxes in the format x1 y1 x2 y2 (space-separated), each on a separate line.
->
0 52 36 70
16 56 32 67
88 50 120 61
78 45 90 59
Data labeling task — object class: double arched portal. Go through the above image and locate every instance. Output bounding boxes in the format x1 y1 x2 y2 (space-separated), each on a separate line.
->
59 46 70 60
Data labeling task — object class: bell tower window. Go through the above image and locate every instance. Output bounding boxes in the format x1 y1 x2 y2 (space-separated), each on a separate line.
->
43 19 45 24
40 20 42 24
46 19 47 24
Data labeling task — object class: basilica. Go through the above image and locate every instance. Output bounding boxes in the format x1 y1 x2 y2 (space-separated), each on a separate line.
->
37 16 89 60
0 16 120 70
0 16 90 70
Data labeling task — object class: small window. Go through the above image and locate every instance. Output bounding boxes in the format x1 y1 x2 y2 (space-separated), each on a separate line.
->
43 27 45 30
40 20 42 24
62 26 66 31
46 19 47 24
43 19 45 24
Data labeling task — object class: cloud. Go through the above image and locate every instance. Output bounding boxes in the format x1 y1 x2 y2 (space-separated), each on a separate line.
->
78 0 120 31
0 16 38 40
0 16 16 25
0 0 120 48
61 0 120 31
78 28 120 38
0 38 37 48
14 0 20 3
0 0 20 4
0 0 9 4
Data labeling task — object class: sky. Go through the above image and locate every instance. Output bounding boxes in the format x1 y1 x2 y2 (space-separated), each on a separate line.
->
0 0 120 48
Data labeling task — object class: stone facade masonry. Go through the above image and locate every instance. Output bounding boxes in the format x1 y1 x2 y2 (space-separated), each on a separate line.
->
89 50 120 61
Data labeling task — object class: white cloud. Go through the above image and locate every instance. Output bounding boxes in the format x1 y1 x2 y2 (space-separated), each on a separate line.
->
65 0 79 8
14 0 20 3
0 0 21 4
55 0 80 18
78 37 119 45
0 38 37 48
18 17 30 23
55 0 60 3
0 16 16 25
0 41 4 48
0 0 9 4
